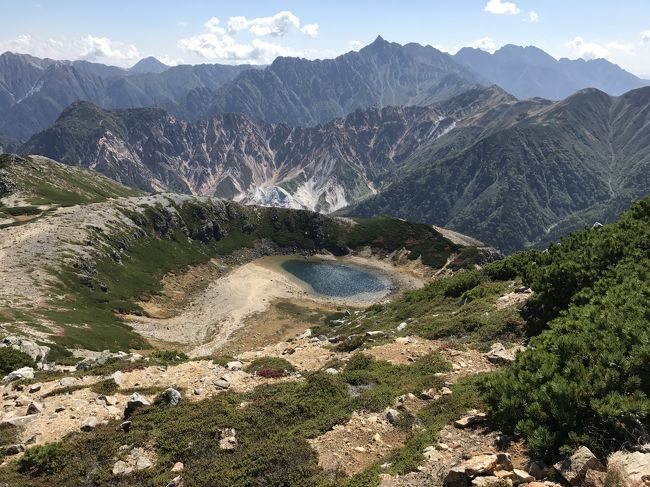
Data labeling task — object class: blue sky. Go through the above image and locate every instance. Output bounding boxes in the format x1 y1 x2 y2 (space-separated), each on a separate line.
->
1 0 649 76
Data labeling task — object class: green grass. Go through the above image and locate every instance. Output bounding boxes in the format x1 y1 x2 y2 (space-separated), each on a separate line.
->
314 270 524 351
0 351 452 486
0 154 141 207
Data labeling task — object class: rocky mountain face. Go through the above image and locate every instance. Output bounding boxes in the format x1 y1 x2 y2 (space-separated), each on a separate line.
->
22 86 650 251
22 86 512 213
454 44 648 100
346 87 650 252
205 36 481 127
0 51 253 140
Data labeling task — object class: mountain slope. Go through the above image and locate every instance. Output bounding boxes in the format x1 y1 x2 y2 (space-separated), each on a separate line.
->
206 36 482 126
0 52 254 140
21 87 512 213
346 87 650 252
454 44 648 100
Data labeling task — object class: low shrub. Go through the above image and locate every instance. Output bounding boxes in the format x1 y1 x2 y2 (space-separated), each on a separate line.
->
0 347 36 375
244 357 295 377
18 443 65 476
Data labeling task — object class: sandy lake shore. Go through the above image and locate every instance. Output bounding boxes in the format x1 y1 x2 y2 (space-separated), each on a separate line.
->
125 254 425 357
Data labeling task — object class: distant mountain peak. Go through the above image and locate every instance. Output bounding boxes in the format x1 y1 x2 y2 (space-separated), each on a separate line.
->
130 56 170 74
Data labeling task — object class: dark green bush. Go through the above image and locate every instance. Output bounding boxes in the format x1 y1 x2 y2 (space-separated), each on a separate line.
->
442 269 484 298
0 347 36 375
149 350 189 363
18 443 65 476
484 197 650 460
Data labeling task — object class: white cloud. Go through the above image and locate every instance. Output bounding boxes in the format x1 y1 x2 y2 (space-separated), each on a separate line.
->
179 11 319 64
177 20 188 28
525 11 539 23
204 17 224 34
484 0 520 15
469 37 497 53
564 37 609 59
79 35 140 62
0 33 140 66
564 37 633 60
348 40 364 51
178 31 294 64
301 24 319 38
641 30 650 44
227 11 300 37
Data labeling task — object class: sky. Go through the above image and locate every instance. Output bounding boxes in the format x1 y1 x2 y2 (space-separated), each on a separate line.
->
1 0 649 77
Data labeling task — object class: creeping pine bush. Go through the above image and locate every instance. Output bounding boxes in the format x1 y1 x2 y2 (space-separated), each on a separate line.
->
484 197 650 460
0 347 35 375
18 443 65 476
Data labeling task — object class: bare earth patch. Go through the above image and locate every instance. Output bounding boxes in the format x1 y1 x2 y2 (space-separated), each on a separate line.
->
309 411 408 478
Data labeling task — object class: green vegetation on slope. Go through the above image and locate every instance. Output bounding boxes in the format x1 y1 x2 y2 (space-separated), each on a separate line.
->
0 352 454 486
483 197 650 459
0 154 140 208
313 268 524 351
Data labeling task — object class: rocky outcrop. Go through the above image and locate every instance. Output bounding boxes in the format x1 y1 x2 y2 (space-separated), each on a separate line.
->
607 449 650 483
1 336 49 367
553 446 605 485
123 392 151 419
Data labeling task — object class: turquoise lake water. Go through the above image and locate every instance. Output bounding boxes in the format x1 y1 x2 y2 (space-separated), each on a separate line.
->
280 259 390 300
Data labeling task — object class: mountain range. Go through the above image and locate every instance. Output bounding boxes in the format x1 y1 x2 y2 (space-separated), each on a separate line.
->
0 51 253 140
1 37 647 142
21 84 650 252
454 44 648 100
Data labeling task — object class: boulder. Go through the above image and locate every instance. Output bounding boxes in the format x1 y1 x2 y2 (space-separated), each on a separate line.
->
81 417 97 431
98 394 118 406
0 414 38 427
443 465 470 487
111 370 124 386
28 383 42 393
496 452 513 471
366 330 386 338
483 343 516 364
59 377 78 387
325 368 340 375
385 408 400 425
472 477 511 486
171 462 184 472
396 322 407 331
124 392 150 419
454 412 487 429
553 446 605 485
161 388 182 406
166 476 184 487
462 454 498 476
4 444 24 455
226 361 243 371
219 428 238 451
2 337 49 366
26 401 43 415
215 377 230 390
607 450 650 483
193 388 204 395
583 469 606 487
527 461 547 480
112 460 132 475
3 367 34 382
511 468 534 483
